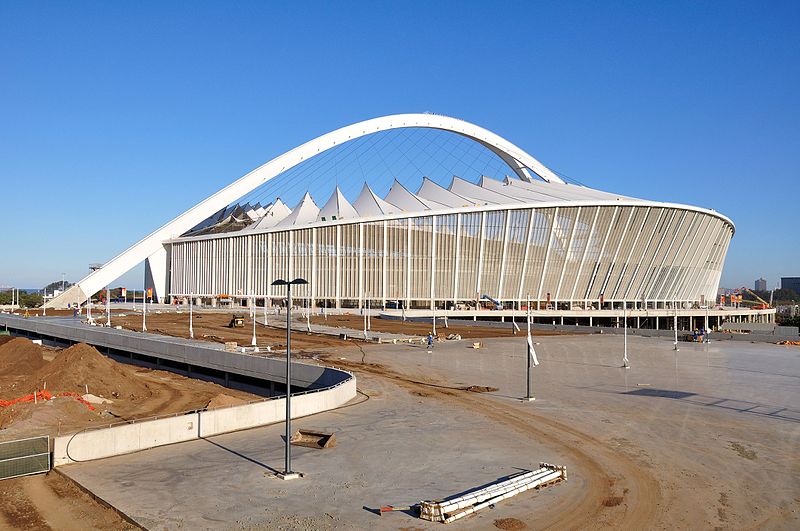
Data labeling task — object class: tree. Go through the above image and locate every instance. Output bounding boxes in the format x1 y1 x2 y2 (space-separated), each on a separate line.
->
772 288 799 304
43 280 74 294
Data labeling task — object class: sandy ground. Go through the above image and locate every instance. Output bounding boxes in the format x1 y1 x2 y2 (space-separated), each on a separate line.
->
110 311 355 351
107 310 527 348
310 313 531 338
0 472 135 530
59 333 800 530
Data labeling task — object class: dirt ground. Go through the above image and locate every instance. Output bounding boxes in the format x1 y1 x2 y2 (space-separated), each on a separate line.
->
0 338 260 439
106 310 536 347
0 472 135 530
110 311 355 351
0 336 264 530
311 313 527 338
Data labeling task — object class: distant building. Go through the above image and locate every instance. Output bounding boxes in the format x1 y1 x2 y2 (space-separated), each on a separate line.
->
781 277 800 293
755 278 767 291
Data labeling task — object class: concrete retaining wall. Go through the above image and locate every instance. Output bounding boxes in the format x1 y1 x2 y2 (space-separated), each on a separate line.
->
198 377 356 437
53 376 356 466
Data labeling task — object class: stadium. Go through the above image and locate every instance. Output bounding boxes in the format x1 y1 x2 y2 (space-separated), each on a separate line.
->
48 113 739 320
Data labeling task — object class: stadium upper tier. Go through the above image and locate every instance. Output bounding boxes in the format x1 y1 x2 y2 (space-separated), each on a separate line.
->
181 175 643 237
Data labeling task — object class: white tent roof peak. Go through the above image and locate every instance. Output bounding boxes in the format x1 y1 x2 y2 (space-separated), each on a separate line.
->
277 192 319 227
449 175 521 205
385 179 446 212
318 186 359 222
246 198 292 230
417 177 476 208
353 183 400 217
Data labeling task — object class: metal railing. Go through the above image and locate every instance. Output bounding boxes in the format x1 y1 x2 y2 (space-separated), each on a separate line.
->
0 436 50 480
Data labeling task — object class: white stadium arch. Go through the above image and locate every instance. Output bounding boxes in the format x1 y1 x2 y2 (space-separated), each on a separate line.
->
47 113 570 308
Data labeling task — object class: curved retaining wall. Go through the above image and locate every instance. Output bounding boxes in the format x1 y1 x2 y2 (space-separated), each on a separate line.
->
53 373 355 466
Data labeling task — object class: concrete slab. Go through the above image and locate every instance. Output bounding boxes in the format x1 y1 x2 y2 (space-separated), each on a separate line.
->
60 334 800 530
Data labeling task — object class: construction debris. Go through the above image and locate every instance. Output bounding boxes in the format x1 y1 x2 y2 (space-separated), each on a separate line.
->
419 463 566 523
290 429 337 449
379 505 416 516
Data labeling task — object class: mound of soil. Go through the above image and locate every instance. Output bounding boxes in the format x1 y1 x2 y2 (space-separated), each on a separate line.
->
0 336 15 347
206 393 247 410
0 338 46 376
20 343 153 400
0 395 97 431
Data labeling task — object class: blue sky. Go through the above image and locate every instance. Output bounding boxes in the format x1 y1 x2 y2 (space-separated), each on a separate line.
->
1 1 798 290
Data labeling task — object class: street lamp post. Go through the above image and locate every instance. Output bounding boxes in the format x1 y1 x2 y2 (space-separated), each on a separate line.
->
189 292 194 339
271 277 308 480
623 303 630 368
525 296 539 401
673 308 679 351
251 296 257 347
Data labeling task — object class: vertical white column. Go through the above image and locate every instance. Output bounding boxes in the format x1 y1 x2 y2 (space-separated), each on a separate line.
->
430 216 437 310
246 235 253 298
453 213 461 307
555 206 581 304
476 211 486 299
406 218 412 308
267 233 273 302
311 227 317 309
572 206 601 306
517 208 535 302
358 223 364 309
335 225 341 309
497 210 511 301
382 221 388 307
537 207 559 301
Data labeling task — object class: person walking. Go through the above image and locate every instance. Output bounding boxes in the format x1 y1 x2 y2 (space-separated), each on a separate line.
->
427 333 434 352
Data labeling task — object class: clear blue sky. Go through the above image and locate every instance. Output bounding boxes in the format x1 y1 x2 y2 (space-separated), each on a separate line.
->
1 1 798 290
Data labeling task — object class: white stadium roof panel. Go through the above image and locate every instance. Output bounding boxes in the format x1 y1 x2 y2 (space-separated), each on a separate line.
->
246 199 292 230
318 187 359 222
277 192 319 227
449 176 521 205
385 179 446 212
353 183 401 217
417 177 475 208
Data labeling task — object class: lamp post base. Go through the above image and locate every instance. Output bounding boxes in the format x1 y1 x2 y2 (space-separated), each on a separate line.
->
276 472 302 481
522 397 536 402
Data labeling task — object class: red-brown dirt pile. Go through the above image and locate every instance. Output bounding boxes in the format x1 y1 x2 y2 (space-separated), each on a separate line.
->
20 343 154 400
0 336 16 347
0 338 46 376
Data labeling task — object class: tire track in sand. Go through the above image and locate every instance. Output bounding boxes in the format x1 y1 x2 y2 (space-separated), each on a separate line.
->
327 359 662 530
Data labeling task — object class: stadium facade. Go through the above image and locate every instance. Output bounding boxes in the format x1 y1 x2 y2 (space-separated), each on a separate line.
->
48 113 734 312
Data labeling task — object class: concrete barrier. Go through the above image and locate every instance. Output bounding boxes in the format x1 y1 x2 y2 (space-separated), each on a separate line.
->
199 377 356 437
53 373 356 466
54 414 199 465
